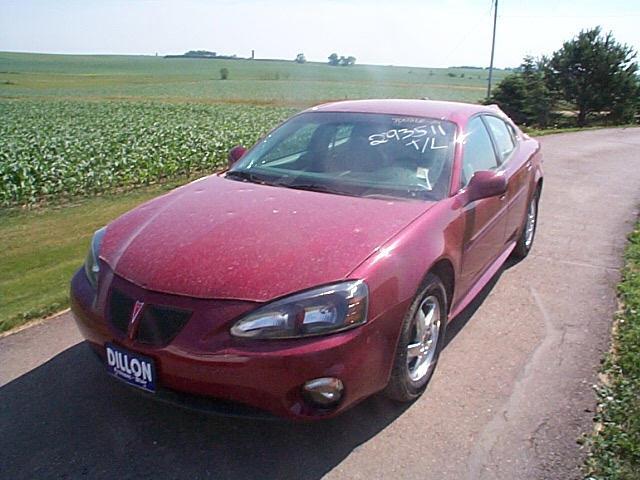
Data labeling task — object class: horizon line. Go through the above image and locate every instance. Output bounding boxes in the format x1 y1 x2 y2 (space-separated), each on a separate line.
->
0 50 515 71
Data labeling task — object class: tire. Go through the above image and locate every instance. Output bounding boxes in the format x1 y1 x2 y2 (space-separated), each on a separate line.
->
512 187 540 260
385 274 448 403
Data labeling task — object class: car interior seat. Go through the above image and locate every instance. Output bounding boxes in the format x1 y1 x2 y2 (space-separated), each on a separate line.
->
300 125 337 172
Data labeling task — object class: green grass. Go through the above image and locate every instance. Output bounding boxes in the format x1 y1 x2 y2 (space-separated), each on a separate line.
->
0 183 183 332
522 124 638 137
585 221 640 479
522 126 603 137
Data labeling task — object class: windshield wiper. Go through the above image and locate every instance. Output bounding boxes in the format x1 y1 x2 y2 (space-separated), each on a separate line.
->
226 170 272 185
281 182 349 196
227 171 347 196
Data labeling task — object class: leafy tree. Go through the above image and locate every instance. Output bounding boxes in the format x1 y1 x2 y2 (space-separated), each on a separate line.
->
488 56 553 127
520 56 553 126
488 74 527 124
185 50 216 58
338 56 356 66
294 53 306 64
546 26 639 126
219 68 229 80
328 53 356 67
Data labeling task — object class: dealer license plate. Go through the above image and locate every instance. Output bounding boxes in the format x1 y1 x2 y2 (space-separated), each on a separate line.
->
105 343 156 393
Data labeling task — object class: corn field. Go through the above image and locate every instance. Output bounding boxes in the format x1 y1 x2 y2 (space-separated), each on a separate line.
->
0 100 294 206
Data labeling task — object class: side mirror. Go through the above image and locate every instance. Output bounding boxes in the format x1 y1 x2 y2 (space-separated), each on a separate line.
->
466 170 507 203
228 145 247 168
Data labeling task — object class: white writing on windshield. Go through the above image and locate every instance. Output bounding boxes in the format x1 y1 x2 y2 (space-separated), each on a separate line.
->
368 124 449 151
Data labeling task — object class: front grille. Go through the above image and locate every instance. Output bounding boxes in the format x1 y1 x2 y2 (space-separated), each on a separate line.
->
109 289 134 335
108 289 191 346
136 304 190 345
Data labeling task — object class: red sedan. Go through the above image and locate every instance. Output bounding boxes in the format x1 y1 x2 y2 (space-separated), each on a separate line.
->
70 99 542 420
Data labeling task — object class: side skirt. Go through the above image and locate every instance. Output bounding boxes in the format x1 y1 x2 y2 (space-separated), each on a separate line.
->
449 241 516 320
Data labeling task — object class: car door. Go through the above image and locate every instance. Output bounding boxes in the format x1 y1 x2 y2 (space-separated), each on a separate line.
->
483 115 532 241
456 116 509 296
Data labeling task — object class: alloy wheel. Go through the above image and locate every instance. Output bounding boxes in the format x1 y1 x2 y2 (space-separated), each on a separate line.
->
524 196 537 249
406 295 441 382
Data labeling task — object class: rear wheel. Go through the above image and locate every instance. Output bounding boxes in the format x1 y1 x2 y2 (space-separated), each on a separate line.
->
512 188 540 259
385 274 448 402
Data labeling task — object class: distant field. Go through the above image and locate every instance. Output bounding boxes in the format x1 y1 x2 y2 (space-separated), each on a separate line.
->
0 52 508 207
0 52 507 105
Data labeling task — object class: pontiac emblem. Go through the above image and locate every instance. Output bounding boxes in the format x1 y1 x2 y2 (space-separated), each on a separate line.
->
127 301 145 339
131 301 144 323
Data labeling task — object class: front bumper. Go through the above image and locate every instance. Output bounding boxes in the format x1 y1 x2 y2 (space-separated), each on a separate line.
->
70 268 395 420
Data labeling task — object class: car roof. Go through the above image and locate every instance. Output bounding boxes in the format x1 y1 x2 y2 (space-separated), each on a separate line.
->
305 99 502 125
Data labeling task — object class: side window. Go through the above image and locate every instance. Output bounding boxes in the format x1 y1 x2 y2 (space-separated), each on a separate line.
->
461 117 499 187
483 116 515 161
506 122 517 142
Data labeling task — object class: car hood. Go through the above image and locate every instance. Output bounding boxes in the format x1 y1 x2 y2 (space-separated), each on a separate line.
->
100 175 434 301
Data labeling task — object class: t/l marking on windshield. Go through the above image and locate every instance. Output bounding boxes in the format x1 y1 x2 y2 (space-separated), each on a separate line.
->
406 136 449 152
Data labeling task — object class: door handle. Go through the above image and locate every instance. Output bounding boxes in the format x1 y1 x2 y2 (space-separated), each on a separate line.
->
499 194 507 201
526 161 533 171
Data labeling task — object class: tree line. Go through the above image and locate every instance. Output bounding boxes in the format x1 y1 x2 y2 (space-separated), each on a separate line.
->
488 27 639 128
294 53 357 66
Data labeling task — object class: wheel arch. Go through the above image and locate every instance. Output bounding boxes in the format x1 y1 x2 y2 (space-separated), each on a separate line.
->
425 258 455 314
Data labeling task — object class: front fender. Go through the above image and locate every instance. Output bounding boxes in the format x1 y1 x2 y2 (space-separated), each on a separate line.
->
348 199 462 384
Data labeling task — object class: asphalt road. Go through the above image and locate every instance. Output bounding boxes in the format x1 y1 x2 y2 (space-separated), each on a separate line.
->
2 128 640 480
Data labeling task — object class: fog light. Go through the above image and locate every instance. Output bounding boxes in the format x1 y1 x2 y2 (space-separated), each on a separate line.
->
302 377 344 408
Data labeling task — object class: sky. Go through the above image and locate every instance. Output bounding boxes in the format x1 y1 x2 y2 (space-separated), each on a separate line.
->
1 0 639 68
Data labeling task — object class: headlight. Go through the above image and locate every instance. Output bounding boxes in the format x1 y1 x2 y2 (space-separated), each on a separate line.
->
230 281 368 339
84 227 106 289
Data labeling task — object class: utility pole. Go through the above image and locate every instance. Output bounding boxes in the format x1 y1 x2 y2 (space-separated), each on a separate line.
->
486 0 498 99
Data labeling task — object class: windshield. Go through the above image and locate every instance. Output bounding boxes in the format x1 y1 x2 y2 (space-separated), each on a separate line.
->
228 112 457 200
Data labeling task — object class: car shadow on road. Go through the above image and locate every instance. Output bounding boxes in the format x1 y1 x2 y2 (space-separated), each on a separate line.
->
0 342 412 480
0 261 514 480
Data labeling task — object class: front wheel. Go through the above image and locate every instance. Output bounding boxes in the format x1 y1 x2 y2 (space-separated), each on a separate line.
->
385 274 448 402
512 188 540 259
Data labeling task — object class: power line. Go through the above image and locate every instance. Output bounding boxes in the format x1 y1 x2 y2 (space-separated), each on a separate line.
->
487 0 498 99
